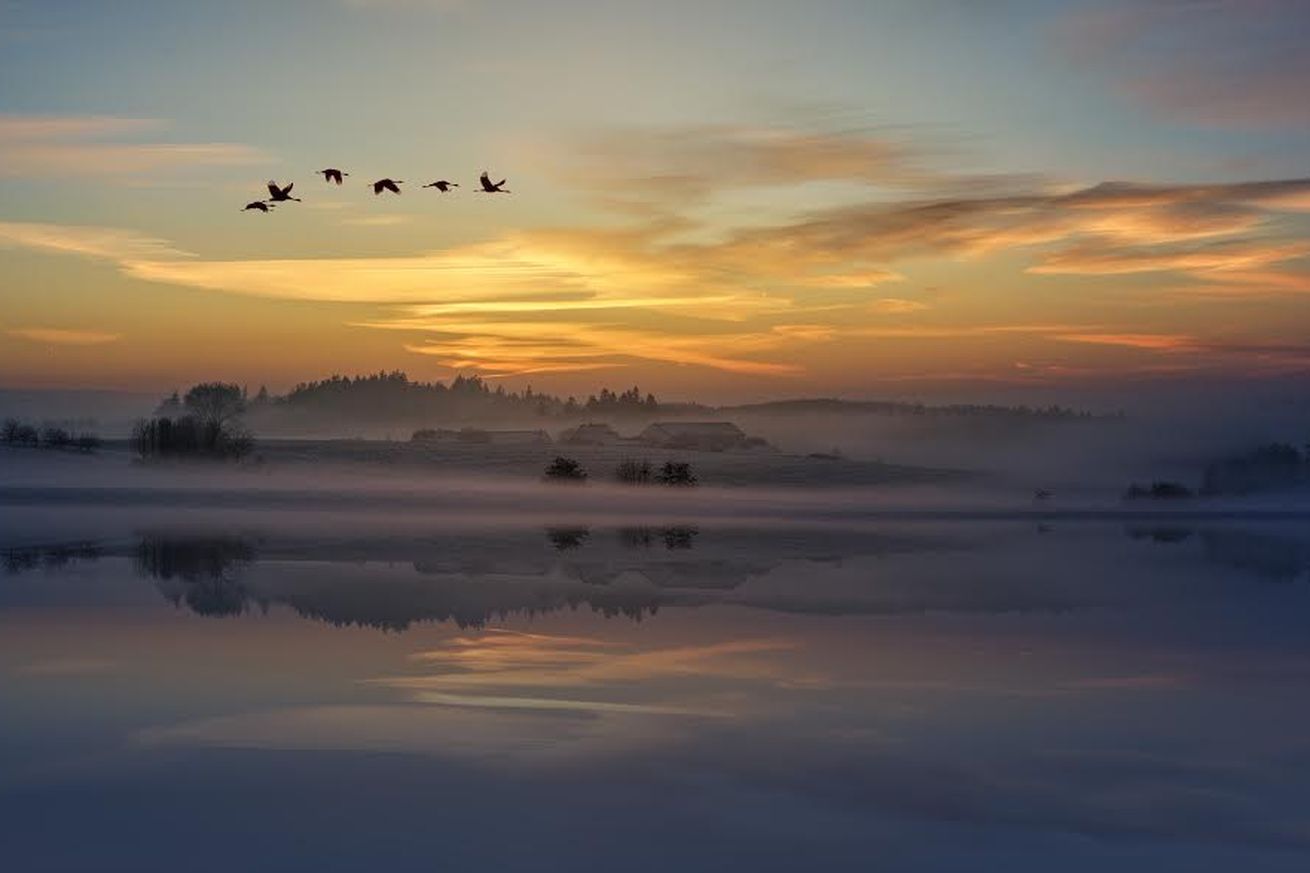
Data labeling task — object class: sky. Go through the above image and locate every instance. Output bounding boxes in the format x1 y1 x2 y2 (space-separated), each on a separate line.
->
2 0 1309 402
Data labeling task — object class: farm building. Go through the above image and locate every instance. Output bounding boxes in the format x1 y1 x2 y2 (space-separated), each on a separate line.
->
412 428 551 445
485 430 553 446
637 421 747 452
559 423 624 445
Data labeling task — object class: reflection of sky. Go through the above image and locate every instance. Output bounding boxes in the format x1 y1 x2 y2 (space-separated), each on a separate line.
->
3 520 1310 870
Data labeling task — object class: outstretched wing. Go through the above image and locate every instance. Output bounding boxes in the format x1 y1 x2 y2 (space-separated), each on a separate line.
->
385 180 400 194
282 182 294 196
267 181 280 198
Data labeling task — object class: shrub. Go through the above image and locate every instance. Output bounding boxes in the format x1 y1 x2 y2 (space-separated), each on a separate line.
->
656 461 697 487
14 424 38 447
74 433 102 453
133 415 253 460
546 527 590 550
1 418 20 443
544 456 587 482
40 426 71 449
1124 481 1194 500
615 458 653 484
1201 443 1306 495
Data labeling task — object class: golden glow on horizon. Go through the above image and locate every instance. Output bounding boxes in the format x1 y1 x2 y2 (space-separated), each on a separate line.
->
3 117 1310 394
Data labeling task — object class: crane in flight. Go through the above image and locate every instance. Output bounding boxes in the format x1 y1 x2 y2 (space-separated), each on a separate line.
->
318 168 348 185
478 172 509 193
372 178 403 195
267 181 301 202
422 180 458 192
243 201 274 212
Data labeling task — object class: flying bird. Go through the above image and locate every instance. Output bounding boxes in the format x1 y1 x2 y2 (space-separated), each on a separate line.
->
318 168 348 185
243 201 273 212
372 178 403 195
422 180 458 192
478 172 509 193
266 181 300 202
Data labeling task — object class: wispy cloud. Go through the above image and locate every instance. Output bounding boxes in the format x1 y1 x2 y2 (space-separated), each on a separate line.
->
5 117 1310 382
0 221 193 261
0 113 267 179
1058 0 1310 128
6 327 121 346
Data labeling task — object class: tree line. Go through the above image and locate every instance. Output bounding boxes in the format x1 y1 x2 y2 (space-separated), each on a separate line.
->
1 418 101 452
137 382 253 460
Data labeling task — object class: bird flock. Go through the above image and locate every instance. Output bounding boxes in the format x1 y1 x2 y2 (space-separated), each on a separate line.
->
242 169 509 212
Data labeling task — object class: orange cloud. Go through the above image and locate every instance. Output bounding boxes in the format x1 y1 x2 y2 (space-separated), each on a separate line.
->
6 327 122 346
1051 332 1201 352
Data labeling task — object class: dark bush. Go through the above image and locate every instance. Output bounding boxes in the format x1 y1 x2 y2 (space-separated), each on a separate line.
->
615 458 653 484
1124 481 1194 500
1201 443 1306 495
1 419 20 444
546 527 590 550
544 456 587 482
656 461 698 487
133 415 253 460
74 433 102 452
40 426 71 449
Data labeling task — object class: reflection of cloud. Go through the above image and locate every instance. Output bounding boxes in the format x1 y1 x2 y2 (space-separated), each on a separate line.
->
381 633 804 693
5 327 121 346
13 658 118 677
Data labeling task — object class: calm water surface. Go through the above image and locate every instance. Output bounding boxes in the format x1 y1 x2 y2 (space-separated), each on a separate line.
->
3 508 1310 871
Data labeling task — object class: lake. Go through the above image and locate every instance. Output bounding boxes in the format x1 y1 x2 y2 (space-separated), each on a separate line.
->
3 504 1310 871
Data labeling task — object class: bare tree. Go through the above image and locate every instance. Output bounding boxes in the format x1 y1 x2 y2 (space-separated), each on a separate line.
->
184 383 246 430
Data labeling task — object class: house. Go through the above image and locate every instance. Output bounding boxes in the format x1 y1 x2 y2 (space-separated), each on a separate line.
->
637 421 747 452
411 428 461 443
413 428 552 446
559 423 623 445
485 429 553 446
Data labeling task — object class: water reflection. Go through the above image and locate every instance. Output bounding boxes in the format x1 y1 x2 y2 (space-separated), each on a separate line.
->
4 517 1310 870
1125 524 1310 582
4 523 1310 632
137 535 258 617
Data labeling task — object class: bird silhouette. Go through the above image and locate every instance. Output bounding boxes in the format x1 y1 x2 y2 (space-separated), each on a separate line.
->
266 181 301 202
243 201 273 212
372 178 403 195
422 180 458 192
478 172 509 193
318 168 348 185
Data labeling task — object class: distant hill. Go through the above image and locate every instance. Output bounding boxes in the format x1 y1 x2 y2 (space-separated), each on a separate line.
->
0 388 156 433
720 398 1111 421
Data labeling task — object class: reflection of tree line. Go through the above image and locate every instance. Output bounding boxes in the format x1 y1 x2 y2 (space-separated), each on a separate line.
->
2 542 102 574
550 526 700 551
23 522 1302 630
1 531 742 629
1125 526 1310 582
138 536 258 617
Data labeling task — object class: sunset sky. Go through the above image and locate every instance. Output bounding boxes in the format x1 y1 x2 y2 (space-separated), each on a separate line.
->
2 0 1309 401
